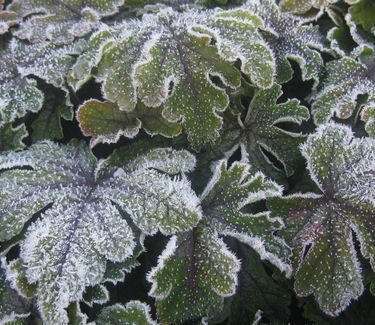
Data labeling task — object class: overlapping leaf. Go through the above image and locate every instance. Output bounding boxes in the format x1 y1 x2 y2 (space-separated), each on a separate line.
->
0 0 20 35
148 227 241 324
268 122 375 316
7 0 124 44
0 141 201 324
237 85 309 180
312 56 375 136
0 38 84 127
148 160 291 323
97 301 157 325
77 99 181 147
69 7 281 149
245 0 324 86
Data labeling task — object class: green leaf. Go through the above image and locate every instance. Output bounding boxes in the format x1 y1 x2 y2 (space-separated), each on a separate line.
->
0 38 84 127
7 0 124 44
149 159 291 323
98 9 242 149
0 141 201 324
238 84 309 179
97 301 157 325
77 99 182 147
349 0 375 33
201 160 291 274
312 56 375 133
0 1 20 35
0 259 31 324
268 122 375 316
0 123 27 152
245 0 324 86
227 243 291 325
148 227 240 324
68 27 116 91
200 8 275 89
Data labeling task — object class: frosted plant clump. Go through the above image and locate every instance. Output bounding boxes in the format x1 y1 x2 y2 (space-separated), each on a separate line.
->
268 122 375 316
0 0 375 323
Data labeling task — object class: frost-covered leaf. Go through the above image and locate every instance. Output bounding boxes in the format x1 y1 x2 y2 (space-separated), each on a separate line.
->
96 9 242 149
312 56 375 135
0 123 27 152
7 0 124 44
68 27 118 91
200 8 275 89
77 99 181 147
97 301 157 325
238 84 309 179
148 159 291 323
70 6 282 148
0 259 31 324
148 227 240 323
0 38 84 127
201 160 291 274
0 141 201 324
268 122 375 316
0 0 20 35
245 0 324 86
198 84 309 183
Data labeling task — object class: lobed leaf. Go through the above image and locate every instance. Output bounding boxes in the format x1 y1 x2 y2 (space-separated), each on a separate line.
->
149 159 291 323
201 160 291 274
77 99 181 147
239 85 309 179
0 0 20 35
0 141 201 324
312 56 375 135
7 0 124 44
268 122 375 316
148 228 241 323
0 38 84 127
245 0 324 86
